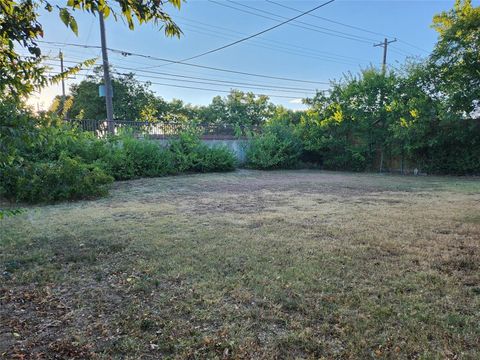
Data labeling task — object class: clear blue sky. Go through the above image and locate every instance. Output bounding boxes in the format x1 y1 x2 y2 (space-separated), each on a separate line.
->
29 0 478 111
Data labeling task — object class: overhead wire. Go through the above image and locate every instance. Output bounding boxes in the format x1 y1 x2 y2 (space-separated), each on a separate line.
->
43 70 318 99
44 60 325 94
176 0 337 63
266 0 391 38
37 48 322 87
42 58 324 93
207 0 373 45
226 0 377 42
51 53 330 91
37 40 330 85
265 0 430 55
177 23 359 66
176 15 366 63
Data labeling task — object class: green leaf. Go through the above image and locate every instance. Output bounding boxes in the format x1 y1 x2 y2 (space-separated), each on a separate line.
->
59 8 70 27
69 16 78 35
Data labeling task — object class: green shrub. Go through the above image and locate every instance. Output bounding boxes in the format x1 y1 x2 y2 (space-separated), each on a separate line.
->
168 128 203 172
1 105 236 204
32 125 108 163
1 155 113 203
96 142 135 180
193 145 236 172
246 124 302 169
122 137 176 177
169 128 236 172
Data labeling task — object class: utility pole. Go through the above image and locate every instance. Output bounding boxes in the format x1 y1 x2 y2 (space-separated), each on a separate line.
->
99 11 115 134
59 50 66 98
373 38 396 173
374 38 397 73
59 50 67 121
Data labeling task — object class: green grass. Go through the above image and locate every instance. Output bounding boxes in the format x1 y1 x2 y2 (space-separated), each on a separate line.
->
1 170 479 359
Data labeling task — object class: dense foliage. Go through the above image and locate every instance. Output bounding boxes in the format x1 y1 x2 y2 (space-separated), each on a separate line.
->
1 0 182 99
3 155 113 202
169 128 236 173
0 107 236 204
246 124 302 170
431 0 480 118
1 0 184 214
198 90 276 126
51 75 280 128
289 0 479 175
0 103 113 202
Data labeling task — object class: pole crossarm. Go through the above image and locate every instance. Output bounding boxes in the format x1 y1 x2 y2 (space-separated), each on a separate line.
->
374 38 397 73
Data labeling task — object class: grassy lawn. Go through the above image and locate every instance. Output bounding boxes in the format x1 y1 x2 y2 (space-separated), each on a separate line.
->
1 170 479 359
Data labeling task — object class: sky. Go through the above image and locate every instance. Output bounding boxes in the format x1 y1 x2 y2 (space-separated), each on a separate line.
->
25 0 477 112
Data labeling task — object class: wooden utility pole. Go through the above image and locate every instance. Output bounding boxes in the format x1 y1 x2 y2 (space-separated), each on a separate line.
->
59 50 67 121
373 38 396 172
59 50 66 98
374 38 397 73
99 12 115 134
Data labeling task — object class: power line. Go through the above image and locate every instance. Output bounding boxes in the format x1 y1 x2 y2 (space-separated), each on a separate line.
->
227 0 376 42
114 67 321 92
43 59 322 93
116 67 321 92
266 0 390 38
42 58 323 91
44 60 325 94
177 23 359 66
266 0 429 55
37 40 330 85
40 59 315 92
208 0 373 45
178 0 336 63
176 15 365 63
44 70 313 100
38 48 324 87
389 47 414 58
397 40 430 54
114 71 317 94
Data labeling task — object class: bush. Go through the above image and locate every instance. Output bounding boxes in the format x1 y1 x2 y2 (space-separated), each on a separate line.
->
1 155 113 203
246 124 302 169
168 128 203 172
31 125 109 163
122 137 176 177
193 145 236 172
169 128 236 172
1 106 236 204
96 142 135 180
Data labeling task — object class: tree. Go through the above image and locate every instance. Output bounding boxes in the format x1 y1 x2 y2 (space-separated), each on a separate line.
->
0 0 183 98
268 106 303 126
430 0 480 117
161 98 199 122
49 72 207 122
199 90 276 126
0 0 47 98
56 70 159 121
301 68 401 171
1 0 183 218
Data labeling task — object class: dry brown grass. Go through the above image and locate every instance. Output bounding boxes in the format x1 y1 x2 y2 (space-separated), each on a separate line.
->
1 170 479 359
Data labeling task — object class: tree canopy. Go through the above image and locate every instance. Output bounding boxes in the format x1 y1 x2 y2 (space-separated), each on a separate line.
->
0 0 183 98
430 0 480 117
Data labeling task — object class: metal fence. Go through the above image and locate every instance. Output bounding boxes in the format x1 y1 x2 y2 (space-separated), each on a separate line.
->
73 119 258 140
